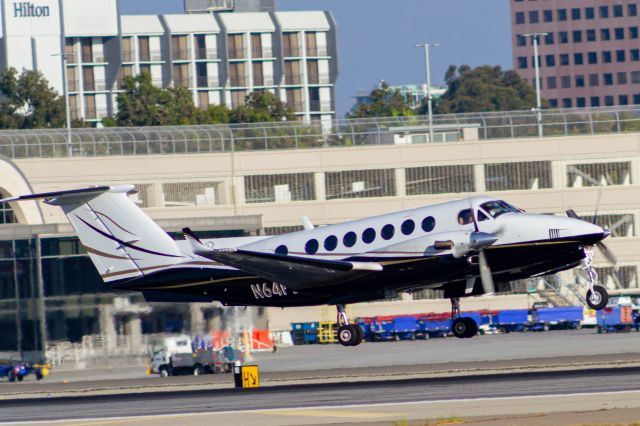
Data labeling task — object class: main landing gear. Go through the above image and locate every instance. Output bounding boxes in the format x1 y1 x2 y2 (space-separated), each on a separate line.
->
583 247 609 310
336 305 363 347
450 298 478 339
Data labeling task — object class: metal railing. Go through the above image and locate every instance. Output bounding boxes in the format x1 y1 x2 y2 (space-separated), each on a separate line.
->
283 47 301 57
307 45 328 57
228 48 246 60
252 47 273 58
141 50 163 62
285 74 303 85
83 79 107 92
308 73 330 85
172 49 191 61
2 106 640 158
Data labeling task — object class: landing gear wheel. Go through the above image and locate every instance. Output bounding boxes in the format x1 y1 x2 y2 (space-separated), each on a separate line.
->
338 325 356 346
452 317 478 338
586 285 608 310
352 324 364 345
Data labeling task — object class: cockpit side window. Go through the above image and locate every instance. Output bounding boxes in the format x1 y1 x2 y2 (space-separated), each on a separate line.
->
457 209 474 225
477 210 489 221
480 201 512 218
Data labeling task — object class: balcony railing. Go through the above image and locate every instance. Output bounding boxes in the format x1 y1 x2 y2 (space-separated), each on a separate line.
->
174 78 191 88
228 48 246 60
287 101 305 113
83 54 105 63
65 53 78 64
285 74 303 85
283 47 301 57
196 48 217 60
84 107 108 120
253 75 274 86
309 100 332 112
83 79 106 92
307 45 328 57
67 79 80 92
229 76 247 86
122 51 135 63
140 50 163 62
197 75 219 87
173 49 192 61
308 73 331 85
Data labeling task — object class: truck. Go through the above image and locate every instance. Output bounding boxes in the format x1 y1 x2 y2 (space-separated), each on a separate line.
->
597 305 634 333
149 335 242 377
0 361 46 382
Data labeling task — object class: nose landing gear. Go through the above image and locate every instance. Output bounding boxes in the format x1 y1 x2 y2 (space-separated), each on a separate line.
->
336 304 363 347
450 298 478 338
583 247 609 310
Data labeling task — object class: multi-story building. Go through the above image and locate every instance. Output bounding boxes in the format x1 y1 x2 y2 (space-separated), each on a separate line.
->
0 0 338 125
510 0 640 108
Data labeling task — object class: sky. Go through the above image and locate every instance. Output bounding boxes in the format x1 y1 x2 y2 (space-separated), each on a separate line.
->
119 1 513 116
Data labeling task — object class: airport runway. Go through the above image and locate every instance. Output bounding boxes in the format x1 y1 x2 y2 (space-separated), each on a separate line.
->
2 366 640 424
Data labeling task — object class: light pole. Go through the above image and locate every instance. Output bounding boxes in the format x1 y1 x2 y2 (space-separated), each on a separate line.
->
522 32 548 138
53 52 73 156
415 43 439 143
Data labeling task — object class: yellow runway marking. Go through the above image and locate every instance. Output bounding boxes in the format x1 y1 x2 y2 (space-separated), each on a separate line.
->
258 408 402 419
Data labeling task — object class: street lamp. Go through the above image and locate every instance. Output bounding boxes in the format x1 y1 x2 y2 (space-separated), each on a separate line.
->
522 32 548 138
415 43 439 143
53 52 73 156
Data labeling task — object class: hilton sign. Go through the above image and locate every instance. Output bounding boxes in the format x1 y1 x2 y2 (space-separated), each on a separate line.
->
13 2 50 17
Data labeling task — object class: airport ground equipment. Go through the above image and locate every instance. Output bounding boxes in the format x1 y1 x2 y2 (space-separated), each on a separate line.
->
291 322 319 345
597 305 634 333
233 364 259 388
496 309 529 332
0 362 45 382
530 306 583 331
417 313 451 338
318 321 337 344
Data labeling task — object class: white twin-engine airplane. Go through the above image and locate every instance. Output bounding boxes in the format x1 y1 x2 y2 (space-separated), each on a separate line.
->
2 185 613 347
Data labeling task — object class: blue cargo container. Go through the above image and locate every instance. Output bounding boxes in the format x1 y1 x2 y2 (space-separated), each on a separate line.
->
418 319 451 338
290 322 319 344
496 309 529 332
393 316 417 340
597 305 633 333
532 307 583 330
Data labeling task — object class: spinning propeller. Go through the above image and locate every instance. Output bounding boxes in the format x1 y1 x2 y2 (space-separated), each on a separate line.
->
565 209 617 267
468 200 498 296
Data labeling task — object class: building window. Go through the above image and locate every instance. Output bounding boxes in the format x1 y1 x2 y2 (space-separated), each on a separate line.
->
229 62 246 86
613 4 623 17
603 51 612 63
600 5 609 18
284 60 302 85
250 33 263 59
518 57 528 69
557 9 567 21
81 38 93 63
574 53 583 65
616 50 626 62
172 35 189 60
562 98 573 108
586 7 595 19
634 94 640 104
559 31 569 43
227 34 244 59
306 32 321 57
544 33 554 45
406 165 474 195
620 95 629 105
601 28 611 41
547 76 557 89
230 89 247 108
285 88 303 112
577 97 586 108
632 71 640 84
630 4 638 16
84 94 96 118
282 32 300 56
605 95 614 106
615 27 625 40
573 30 582 43
485 162 552 191
576 75 585 87
560 54 570 65
591 96 600 107
65 38 76 64
139 36 151 61
604 73 614 85
549 99 558 108
517 35 527 47
586 29 596 41
529 10 539 23
571 8 581 20
630 27 639 39
307 60 320 84
515 11 525 24
618 71 628 84
543 9 553 22
589 73 599 86
631 49 640 61
588 52 598 64
561 76 571 88
545 55 555 67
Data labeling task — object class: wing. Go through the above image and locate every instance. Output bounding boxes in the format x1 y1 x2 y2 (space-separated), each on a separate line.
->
194 248 382 289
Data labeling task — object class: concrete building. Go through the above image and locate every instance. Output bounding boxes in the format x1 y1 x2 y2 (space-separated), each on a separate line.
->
511 0 640 108
0 0 338 125
0 106 638 360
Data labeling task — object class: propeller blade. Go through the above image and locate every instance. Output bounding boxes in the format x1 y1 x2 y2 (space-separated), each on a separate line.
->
596 241 618 269
478 249 495 296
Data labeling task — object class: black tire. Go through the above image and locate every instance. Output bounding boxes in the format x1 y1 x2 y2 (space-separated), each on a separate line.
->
17 375 23 382
452 317 468 338
337 325 356 346
352 324 364 346
463 318 478 338
586 285 608 310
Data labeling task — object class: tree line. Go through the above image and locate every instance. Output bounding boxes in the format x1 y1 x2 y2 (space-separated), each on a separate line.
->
0 64 544 129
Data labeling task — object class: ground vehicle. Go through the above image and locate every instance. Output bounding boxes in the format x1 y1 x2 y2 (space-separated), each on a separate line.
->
0 362 45 382
150 335 242 377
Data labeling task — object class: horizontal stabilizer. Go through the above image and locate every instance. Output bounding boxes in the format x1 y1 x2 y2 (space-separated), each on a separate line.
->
195 248 382 289
0 185 135 206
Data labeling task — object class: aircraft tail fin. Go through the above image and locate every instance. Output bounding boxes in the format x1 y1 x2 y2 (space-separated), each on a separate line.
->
2 185 186 283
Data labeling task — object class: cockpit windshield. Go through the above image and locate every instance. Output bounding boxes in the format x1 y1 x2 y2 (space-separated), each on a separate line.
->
480 200 523 218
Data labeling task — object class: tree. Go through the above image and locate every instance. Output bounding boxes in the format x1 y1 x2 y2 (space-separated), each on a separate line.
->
0 68 66 129
230 91 294 123
347 81 414 118
432 65 547 114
